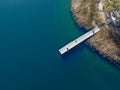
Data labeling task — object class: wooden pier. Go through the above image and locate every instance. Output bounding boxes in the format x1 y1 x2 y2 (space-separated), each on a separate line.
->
59 26 101 54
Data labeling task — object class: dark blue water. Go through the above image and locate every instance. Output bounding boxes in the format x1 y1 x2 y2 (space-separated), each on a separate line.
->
0 0 120 90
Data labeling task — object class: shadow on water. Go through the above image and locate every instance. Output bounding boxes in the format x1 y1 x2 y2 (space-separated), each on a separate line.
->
59 0 120 72
85 42 120 72
60 42 86 64
59 4 88 64
68 5 120 71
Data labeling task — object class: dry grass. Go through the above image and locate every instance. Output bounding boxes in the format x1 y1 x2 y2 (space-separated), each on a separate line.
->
71 0 120 61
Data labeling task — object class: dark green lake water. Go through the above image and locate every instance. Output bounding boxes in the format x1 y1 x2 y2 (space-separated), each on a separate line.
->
0 0 120 90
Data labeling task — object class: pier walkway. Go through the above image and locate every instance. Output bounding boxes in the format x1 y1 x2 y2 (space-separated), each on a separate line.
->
59 26 101 54
59 12 120 55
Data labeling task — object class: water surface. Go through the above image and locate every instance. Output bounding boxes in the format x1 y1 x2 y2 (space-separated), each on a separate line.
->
0 0 120 90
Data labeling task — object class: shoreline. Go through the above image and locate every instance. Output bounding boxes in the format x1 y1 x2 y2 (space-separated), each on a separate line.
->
86 41 120 70
71 0 120 68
